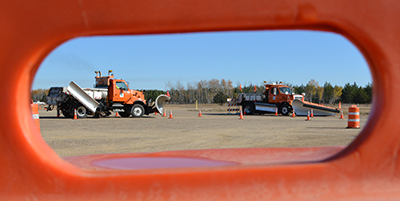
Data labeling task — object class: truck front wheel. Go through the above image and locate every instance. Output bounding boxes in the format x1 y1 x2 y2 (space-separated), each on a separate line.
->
279 104 290 116
131 104 144 118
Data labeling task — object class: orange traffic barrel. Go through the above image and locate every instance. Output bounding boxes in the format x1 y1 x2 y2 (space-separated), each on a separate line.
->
347 105 360 129
30 103 40 131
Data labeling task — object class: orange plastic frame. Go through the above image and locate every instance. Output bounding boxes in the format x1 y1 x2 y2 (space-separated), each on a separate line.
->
1 0 399 200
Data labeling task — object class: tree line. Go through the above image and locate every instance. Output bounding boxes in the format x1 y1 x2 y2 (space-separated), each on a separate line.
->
165 79 373 105
292 80 372 104
31 89 49 102
31 79 373 105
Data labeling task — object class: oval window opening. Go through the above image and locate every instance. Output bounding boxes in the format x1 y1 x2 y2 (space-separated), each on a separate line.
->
32 30 372 164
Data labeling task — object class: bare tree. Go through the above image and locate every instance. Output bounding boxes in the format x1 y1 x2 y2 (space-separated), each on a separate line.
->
316 85 324 103
333 85 343 103
227 80 233 98
304 79 318 102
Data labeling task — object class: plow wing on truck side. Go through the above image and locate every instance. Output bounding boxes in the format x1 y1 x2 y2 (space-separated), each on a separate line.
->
291 99 340 116
254 102 277 113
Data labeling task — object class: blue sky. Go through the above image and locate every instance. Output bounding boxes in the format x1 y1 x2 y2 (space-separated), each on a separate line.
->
33 30 371 91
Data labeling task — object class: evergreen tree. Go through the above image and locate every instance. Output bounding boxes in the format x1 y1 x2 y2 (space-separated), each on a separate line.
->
353 86 368 104
213 91 229 105
341 82 357 103
322 82 334 104
145 90 166 102
293 84 305 95
364 82 373 103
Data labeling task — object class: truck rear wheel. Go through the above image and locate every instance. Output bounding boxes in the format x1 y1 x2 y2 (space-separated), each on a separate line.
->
74 104 87 118
119 112 131 117
61 109 73 118
60 104 73 118
131 104 144 118
242 102 255 115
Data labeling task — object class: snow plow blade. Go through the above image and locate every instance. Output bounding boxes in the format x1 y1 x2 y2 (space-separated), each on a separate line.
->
150 94 170 115
292 99 340 116
255 102 277 113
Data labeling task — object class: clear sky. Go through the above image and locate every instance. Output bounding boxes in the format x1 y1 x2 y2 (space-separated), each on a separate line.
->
33 30 371 91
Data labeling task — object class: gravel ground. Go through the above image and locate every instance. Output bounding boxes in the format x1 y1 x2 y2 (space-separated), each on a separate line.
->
38 104 368 157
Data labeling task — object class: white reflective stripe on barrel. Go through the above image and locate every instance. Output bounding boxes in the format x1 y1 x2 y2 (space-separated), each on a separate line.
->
348 119 360 122
348 112 360 115
32 114 39 119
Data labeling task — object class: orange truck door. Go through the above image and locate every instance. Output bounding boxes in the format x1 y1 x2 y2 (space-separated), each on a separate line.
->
109 80 130 103
269 87 278 103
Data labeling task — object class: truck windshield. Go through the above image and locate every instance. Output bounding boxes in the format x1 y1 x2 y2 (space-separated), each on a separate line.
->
116 82 128 90
279 87 292 94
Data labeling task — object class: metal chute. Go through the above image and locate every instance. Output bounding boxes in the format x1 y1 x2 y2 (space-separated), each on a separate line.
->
67 81 100 113
292 99 340 116
150 94 170 115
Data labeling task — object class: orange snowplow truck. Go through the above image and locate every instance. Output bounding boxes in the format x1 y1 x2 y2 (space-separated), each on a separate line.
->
238 81 340 116
46 70 170 118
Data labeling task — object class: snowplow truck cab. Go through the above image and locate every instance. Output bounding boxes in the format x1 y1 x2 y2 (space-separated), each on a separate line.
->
92 70 151 117
263 84 303 115
106 79 149 118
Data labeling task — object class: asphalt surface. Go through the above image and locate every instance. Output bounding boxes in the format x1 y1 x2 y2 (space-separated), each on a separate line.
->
38 104 367 157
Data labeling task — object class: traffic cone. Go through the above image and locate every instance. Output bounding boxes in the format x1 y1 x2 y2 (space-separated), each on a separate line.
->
154 111 158 115
275 108 278 116
198 108 202 117
292 109 296 118
163 109 167 117
339 110 345 119
168 109 173 119
115 112 120 117
306 110 311 121
310 109 314 118
73 109 78 120
239 108 244 120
